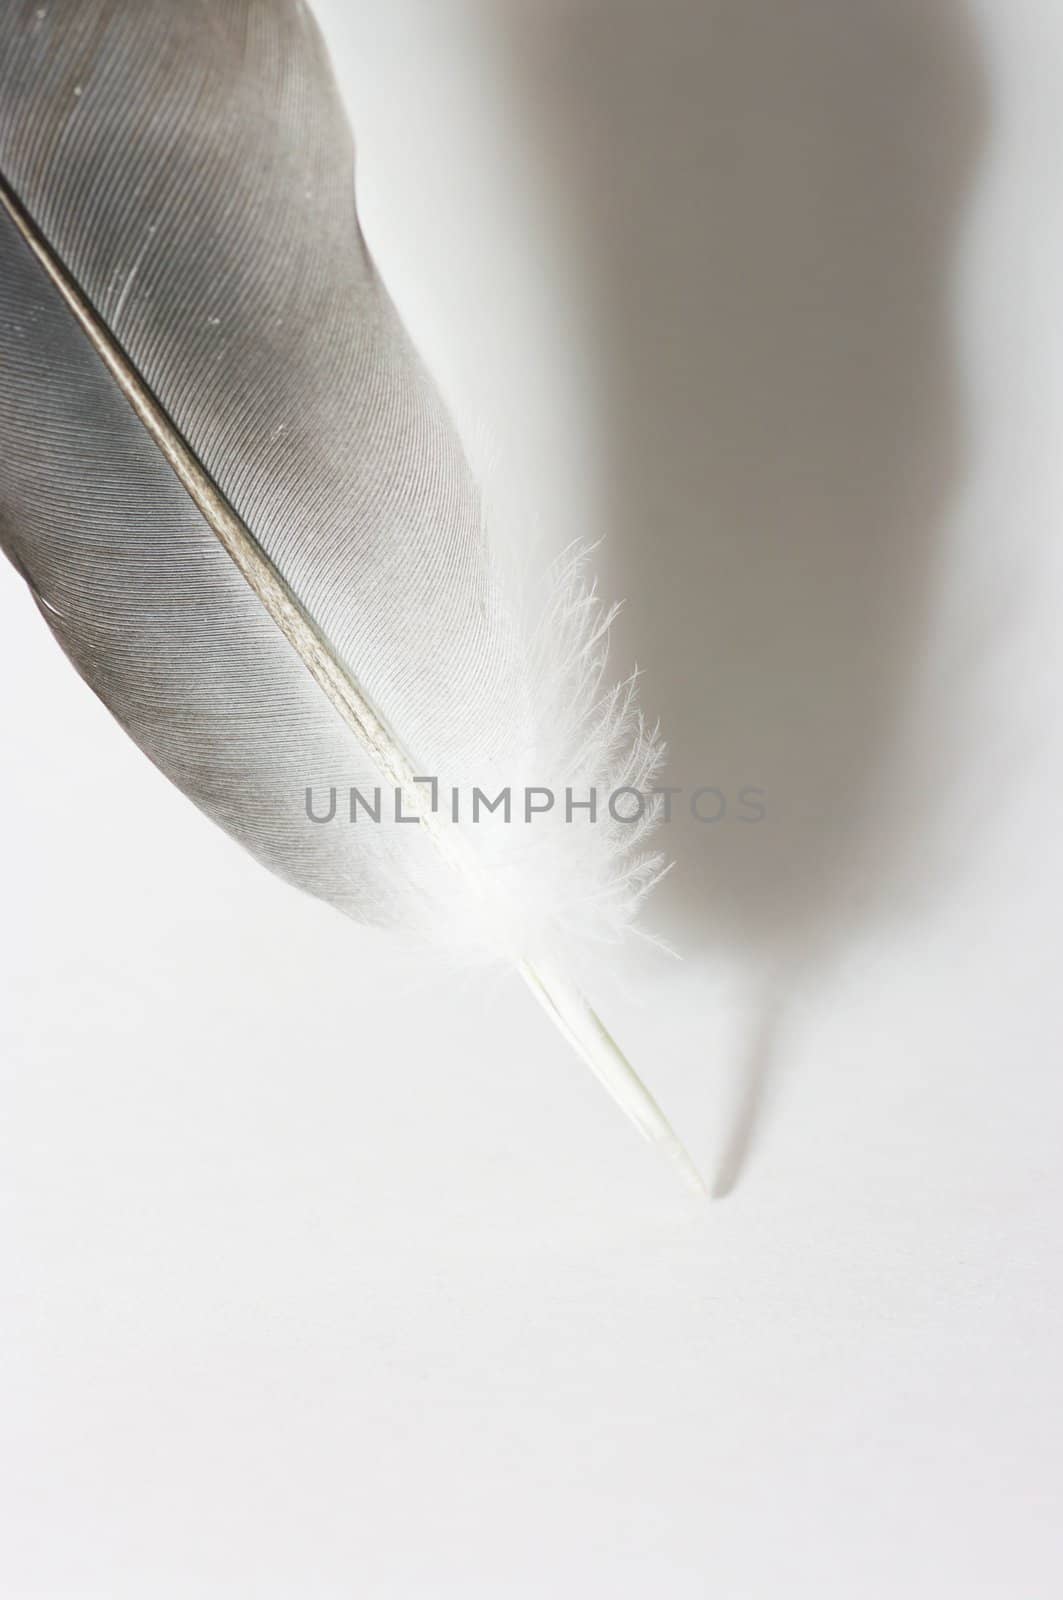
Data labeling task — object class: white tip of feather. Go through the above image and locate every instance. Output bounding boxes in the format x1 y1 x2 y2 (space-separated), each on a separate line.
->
518 956 708 1198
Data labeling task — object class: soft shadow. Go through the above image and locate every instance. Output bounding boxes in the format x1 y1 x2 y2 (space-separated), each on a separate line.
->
490 0 987 1189
711 986 785 1199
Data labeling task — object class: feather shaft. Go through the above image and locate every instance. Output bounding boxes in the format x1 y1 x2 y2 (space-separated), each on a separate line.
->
520 960 708 1196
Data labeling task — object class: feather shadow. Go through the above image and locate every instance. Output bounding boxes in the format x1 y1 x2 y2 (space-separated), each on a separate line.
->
490 0 988 1189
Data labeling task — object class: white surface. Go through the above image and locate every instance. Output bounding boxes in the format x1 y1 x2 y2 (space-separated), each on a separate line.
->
2 2 1062 1594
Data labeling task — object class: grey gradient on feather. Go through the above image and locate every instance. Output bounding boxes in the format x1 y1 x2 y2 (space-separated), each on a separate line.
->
0 0 704 1191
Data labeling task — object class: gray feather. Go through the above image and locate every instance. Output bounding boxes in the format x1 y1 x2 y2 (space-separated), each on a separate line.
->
0 0 508 923
0 0 706 1191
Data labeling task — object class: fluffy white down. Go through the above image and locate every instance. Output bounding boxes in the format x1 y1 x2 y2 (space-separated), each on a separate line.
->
398 546 668 970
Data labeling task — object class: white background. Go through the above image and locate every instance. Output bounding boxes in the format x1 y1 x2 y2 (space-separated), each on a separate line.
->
2 2 1061 1594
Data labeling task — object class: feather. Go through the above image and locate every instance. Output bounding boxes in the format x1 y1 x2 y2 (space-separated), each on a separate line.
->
0 0 704 1193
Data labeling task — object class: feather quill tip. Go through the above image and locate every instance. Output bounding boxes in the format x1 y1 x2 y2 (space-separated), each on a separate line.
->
519 958 709 1198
